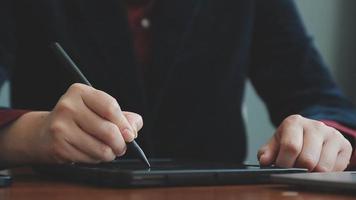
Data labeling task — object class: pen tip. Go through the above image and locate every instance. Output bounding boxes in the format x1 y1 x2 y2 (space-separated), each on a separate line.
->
145 160 151 168
129 140 151 168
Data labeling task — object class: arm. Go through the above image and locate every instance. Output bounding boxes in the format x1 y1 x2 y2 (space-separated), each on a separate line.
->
0 84 143 169
250 0 356 171
0 1 145 169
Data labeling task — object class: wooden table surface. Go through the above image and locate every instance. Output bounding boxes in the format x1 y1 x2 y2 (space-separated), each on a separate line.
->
0 168 355 200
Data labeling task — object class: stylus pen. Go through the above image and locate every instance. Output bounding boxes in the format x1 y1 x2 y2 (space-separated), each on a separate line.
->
51 42 151 168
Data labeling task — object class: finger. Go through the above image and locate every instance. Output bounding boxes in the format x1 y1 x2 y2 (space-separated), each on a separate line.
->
258 135 279 166
333 150 351 171
68 121 119 162
333 141 352 171
73 103 127 156
275 118 303 168
123 111 143 138
51 138 101 164
81 88 136 142
314 139 340 172
295 129 323 171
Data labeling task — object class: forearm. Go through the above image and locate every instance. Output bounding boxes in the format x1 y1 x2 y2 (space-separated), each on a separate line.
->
0 111 49 168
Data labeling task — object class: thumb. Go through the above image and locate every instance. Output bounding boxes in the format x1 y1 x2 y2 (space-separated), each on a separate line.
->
258 135 279 166
123 112 143 138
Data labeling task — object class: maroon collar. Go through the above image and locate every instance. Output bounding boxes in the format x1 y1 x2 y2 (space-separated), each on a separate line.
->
126 0 155 66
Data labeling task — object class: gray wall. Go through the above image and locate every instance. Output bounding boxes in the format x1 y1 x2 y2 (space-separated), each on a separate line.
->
0 82 9 107
245 0 356 163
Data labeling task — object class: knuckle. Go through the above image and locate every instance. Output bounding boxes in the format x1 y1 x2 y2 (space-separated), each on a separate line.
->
92 89 107 99
55 99 75 115
48 121 65 136
68 83 88 94
284 114 303 125
312 121 326 131
281 141 301 155
102 98 121 119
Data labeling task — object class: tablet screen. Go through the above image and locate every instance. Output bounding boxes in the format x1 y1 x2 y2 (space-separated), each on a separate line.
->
71 159 281 172
34 159 307 187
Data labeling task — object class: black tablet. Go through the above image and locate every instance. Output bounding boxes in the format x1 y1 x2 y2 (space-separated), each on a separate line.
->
34 159 307 187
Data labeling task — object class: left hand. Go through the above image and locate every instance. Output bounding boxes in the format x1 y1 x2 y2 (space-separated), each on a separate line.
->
258 115 353 172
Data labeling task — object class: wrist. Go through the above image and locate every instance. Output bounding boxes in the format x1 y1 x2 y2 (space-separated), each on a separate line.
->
0 111 50 166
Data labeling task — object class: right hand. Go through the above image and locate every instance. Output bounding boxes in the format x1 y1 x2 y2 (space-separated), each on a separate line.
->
0 83 143 165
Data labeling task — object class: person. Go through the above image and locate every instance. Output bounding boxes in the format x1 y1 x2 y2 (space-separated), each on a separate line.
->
0 0 356 172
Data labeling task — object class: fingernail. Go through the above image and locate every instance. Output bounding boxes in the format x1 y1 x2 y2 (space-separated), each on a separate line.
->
259 154 266 162
117 145 127 157
259 153 271 165
132 123 138 138
134 120 141 138
258 153 264 161
123 128 135 141
258 149 266 160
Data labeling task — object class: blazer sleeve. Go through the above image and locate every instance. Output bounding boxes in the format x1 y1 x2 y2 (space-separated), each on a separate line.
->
249 0 356 129
0 0 28 127
0 0 15 89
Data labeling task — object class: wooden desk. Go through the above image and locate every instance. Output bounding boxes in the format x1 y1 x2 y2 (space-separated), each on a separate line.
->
0 168 354 200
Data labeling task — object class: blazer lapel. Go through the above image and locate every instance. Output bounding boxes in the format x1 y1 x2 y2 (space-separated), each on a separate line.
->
144 0 204 132
75 0 146 114
74 0 205 145
148 0 203 85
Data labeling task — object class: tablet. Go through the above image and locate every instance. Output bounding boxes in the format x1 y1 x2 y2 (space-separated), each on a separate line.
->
34 159 307 187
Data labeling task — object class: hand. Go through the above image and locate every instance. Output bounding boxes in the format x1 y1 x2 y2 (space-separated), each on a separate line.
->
258 115 353 172
0 83 143 165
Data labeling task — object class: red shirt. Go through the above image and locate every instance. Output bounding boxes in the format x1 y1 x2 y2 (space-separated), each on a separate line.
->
126 0 154 66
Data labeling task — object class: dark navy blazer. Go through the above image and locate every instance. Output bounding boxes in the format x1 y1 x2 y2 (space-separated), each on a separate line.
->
1 0 356 163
